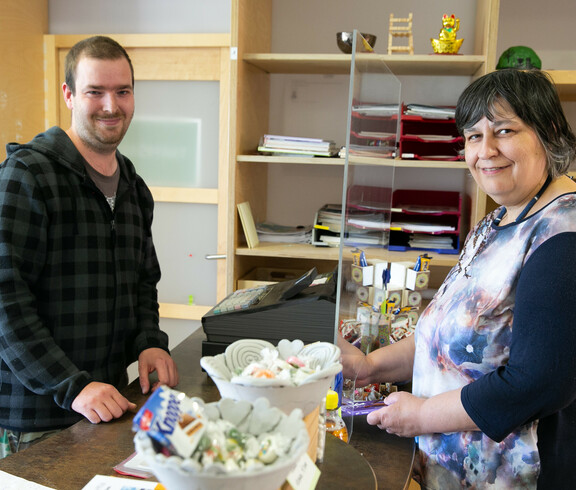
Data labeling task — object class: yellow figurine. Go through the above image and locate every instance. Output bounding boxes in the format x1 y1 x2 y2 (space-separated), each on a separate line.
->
431 14 464 54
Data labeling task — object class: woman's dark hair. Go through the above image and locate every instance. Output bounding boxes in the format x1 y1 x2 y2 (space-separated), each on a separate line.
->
65 36 134 95
455 68 576 177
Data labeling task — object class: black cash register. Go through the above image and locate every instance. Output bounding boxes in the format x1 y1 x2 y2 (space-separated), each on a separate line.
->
201 268 337 356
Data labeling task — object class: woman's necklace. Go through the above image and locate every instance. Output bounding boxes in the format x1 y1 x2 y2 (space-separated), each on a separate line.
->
493 174 552 225
448 174 553 280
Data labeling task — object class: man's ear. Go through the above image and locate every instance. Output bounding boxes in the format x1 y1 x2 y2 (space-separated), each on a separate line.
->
62 83 74 110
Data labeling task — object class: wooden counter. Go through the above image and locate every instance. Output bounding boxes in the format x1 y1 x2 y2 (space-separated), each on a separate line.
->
0 329 414 489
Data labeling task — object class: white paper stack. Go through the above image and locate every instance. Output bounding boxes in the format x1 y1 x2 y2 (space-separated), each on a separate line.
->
258 134 338 157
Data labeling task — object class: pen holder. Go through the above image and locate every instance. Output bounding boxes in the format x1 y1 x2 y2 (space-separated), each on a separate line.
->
389 261 415 289
385 287 403 307
368 259 388 288
355 286 370 302
351 264 374 286
406 269 430 290
371 287 386 309
403 290 422 308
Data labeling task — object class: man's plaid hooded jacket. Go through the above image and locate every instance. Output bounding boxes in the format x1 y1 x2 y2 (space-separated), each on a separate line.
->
0 126 168 431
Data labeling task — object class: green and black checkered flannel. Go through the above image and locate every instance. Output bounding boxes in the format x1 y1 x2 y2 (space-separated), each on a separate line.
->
0 127 168 431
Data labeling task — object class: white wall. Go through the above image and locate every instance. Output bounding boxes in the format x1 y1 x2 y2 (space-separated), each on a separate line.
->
48 0 230 34
497 0 576 123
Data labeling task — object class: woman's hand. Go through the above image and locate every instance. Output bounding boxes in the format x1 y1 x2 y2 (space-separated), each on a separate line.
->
338 334 416 388
366 388 479 437
337 334 374 386
366 391 425 437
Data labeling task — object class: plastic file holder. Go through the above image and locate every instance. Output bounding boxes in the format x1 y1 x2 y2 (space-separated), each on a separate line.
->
348 103 464 161
390 189 462 254
345 185 462 254
399 113 463 161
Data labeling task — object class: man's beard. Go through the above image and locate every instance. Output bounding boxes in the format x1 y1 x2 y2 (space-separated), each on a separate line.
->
76 113 132 154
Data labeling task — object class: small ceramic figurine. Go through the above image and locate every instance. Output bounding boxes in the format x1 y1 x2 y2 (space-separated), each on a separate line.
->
431 14 464 54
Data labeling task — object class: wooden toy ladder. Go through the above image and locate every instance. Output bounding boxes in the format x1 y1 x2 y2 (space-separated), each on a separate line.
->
388 13 414 55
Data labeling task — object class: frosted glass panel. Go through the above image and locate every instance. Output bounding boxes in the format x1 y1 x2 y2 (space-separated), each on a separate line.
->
121 118 200 187
336 31 401 328
119 80 219 188
152 202 218 306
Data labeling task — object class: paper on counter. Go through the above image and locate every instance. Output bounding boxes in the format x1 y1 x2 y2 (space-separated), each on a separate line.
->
0 471 56 490
82 475 161 489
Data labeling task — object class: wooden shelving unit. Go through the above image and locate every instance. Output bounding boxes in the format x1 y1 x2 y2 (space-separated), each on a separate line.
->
229 0 501 291
547 70 576 101
236 241 461 268
243 53 486 76
237 154 468 169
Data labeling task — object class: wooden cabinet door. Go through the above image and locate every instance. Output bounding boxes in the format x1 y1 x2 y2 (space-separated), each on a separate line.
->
44 34 233 323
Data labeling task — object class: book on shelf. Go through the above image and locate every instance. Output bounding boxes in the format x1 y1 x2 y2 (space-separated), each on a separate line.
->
404 104 456 119
395 204 459 214
315 204 344 232
237 201 259 249
256 222 312 244
257 146 337 157
408 235 455 250
400 153 462 160
340 145 395 158
353 130 396 139
347 214 389 230
352 104 400 117
313 204 343 246
258 134 338 157
391 221 456 233
313 203 390 247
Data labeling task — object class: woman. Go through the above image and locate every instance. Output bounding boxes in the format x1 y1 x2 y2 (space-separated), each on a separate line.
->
340 69 576 489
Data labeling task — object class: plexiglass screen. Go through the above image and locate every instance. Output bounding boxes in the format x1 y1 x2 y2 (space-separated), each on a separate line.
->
336 31 402 431
336 31 401 327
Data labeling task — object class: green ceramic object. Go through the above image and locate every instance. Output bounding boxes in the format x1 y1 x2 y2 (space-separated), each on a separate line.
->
497 46 542 70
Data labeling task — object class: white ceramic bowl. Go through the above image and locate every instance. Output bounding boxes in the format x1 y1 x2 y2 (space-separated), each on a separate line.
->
200 339 342 415
134 397 309 490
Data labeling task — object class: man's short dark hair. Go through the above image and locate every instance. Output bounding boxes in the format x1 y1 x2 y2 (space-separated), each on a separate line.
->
64 36 134 95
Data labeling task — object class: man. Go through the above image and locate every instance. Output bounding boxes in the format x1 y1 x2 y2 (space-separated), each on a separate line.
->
0 36 178 456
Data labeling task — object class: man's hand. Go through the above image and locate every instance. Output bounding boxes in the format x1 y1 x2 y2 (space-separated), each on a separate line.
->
138 347 179 394
71 382 137 424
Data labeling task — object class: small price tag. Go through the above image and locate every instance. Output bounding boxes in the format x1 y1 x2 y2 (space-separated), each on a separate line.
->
286 452 321 490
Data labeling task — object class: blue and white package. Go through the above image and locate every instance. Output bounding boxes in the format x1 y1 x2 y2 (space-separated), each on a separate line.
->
133 385 206 457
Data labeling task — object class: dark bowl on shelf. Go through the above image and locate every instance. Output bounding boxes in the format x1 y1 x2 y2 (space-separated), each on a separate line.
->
336 32 377 54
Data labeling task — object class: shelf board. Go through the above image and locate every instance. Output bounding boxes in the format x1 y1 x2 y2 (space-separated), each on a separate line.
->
238 154 468 169
236 242 459 267
238 154 344 165
243 53 486 76
546 70 576 101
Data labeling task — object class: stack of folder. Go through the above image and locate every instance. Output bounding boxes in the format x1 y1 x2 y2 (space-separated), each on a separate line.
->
256 222 312 244
313 203 389 247
258 134 338 157
404 104 456 119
